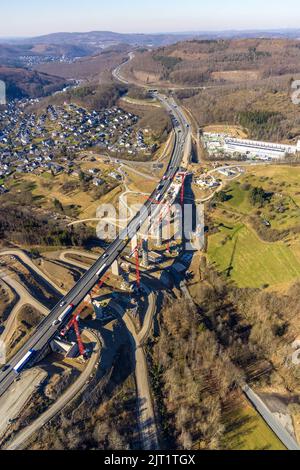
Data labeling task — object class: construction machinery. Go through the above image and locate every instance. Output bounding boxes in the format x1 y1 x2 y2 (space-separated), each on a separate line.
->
60 314 87 359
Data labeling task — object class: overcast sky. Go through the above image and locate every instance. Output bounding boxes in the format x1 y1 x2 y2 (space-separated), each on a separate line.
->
1 0 300 37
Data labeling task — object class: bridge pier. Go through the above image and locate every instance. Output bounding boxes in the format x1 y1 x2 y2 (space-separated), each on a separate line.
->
131 234 138 252
111 259 120 277
142 238 149 267
33 343 52 364
174 206 182 241
156 220 163 247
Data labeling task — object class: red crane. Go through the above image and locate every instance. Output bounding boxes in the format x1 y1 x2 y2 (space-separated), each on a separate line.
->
98 272 109 289
180 173 186 207
60 314 87 358
72 318 86 358
89 272 110 302
59 271 111 358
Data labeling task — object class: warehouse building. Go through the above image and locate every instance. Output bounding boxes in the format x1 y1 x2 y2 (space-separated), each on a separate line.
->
224 137 300 160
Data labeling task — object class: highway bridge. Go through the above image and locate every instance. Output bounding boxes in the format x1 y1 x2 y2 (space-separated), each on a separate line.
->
0 92 191 399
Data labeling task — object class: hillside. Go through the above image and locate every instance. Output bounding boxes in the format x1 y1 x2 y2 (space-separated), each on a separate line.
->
38 82 128 111
17 28 300 49
0 43 93 68
179 81 300 142
120 38 300 142
122 38 300 86
0 66 67 100
33 46 130 80
21 30 203 48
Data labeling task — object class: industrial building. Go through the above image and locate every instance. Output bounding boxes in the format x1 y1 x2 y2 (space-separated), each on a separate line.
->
203 132 300 160
224 137 300 160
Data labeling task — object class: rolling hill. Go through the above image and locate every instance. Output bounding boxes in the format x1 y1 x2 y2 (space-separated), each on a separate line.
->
18 28 300 48
21 30 199 48
32 45 130 80
0 66 68 100
0 43 94 68
121 38 300 87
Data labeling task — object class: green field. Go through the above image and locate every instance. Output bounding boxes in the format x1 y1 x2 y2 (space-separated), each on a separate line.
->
224 182 253 213
207 165 300 289
224 180 300 231
208 221 300 288
221 400 286 450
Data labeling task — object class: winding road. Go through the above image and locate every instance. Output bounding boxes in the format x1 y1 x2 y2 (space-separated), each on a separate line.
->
57 248 159 449
5 329 101 450
0 273 49 346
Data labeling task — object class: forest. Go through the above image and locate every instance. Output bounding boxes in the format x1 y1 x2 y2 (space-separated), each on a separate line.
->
0 204 94 248
148 265 300 449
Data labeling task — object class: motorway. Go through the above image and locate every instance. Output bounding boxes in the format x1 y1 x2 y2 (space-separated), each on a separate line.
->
57 249 159 449
0 92 190 400
6 330 101 450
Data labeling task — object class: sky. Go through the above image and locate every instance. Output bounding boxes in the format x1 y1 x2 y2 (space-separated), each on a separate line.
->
1 0 300 37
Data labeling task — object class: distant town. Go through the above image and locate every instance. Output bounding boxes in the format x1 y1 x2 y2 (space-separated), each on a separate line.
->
0 100 155 192
19 55 79 68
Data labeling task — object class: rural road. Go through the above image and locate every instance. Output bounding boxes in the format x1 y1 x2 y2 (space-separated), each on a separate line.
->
0 273 49 346
243 385 300 451
5 330 101 450
0 368 47 440
98 130 174 167
113 51 207 91
59 249 159 450
0 250 65 295
111 301 159 451
67 164 156 228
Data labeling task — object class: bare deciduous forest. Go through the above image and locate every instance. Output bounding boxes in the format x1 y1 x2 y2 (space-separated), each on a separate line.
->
148 267 300 449
0 203 94 247
124 38 300 142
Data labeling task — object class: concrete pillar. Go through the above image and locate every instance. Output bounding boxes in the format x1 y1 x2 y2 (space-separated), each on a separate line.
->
163 205 172 248
131 234 138 253
174 206 182 241
142 238 149 267
198 203 205 251
187 204 205 251
183 130 192 167
111 259 120 277
156 220 163 246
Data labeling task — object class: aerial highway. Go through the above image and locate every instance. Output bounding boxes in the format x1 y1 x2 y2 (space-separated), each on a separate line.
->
6 329 101 450
0 92 190 399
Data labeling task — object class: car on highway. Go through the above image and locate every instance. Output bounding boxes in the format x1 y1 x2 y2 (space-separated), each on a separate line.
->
0 91 187 400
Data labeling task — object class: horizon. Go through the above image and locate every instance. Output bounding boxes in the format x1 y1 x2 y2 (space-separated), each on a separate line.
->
2 0 300 37
1 26 300 41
